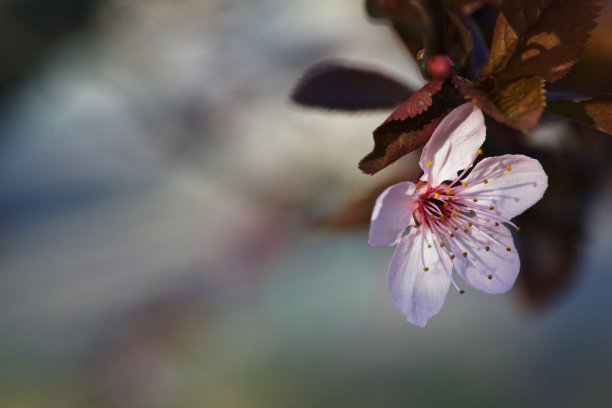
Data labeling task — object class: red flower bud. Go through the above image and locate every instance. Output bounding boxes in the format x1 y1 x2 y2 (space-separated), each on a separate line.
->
427 55 454 81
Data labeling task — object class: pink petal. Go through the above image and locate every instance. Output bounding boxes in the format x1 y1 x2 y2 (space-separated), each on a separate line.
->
463 154 548 220
369 182 418 247
388 228 452 327
451 224 519 294
419 103 485 186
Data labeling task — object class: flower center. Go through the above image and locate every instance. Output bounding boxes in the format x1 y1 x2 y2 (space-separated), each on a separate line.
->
413 163 520 287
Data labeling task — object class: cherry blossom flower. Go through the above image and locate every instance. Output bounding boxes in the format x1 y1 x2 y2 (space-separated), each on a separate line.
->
369 103 548 327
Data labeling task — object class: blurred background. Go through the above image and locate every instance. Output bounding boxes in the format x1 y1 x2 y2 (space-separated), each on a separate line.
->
1 1 612 407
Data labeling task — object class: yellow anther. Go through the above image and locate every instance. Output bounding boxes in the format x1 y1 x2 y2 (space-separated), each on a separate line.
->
427 161 433 167
477 149 483 155
483 179 488 184
488 274 493 280
495 222 500 226
489 206 495 210
424 267 429 272
440 216 445 222
428 244 432 248
485 246 490 251
469 210 475 215
450 233 454 238
451 212 458 218
444 202 449 207
413 199 419 204
440 243 445 248
462 182 468 188
459 289 465 294
473 198 478 202
450 255 456 260
430 214 435 219
445 189 451 194
463 228 469 233
463 252 468 257
516 227 521 232
434 193 440 198
506 247 512 252
451 197 456 201
468 222 473 227
507 165 512 171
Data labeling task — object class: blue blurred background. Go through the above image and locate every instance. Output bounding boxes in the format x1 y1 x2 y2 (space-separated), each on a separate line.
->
1 1 612 407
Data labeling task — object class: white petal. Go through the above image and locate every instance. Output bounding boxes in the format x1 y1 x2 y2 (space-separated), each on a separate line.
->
419 103 485 186
463 154 548 220
388 228 452 327
451 224 519 294
369 182 418 247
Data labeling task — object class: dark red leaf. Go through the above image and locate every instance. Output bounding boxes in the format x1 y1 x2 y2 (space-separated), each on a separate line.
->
485 0 601 83
546 95 612 134
453 74 545 131
359 80 462 174
291 61 413 111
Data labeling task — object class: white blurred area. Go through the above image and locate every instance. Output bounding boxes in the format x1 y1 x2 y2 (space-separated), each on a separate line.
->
2 1 612 407
0 0 420 350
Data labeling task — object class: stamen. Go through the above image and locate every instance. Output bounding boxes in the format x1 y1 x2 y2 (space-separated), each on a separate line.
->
506 247 511 252
463 229 469 233
515 227 520 232
473 199 478 202
420 228 427 269
477 149 483 155
495 222 499 226
507 165 512 171
489 206 495 210
485 246 490 251
445 189 451 194
450 255 455 260
450 233 454 238
459 289 465 294
467 204 517 229
462 252 468 257
429 227 461 291
440 243 445 247
451 212 458 218
469 210 475 215
468 222 473 227
427 161 433 167
424 201 443 216
462 182 467 188
434 193 440 198
488 274 493 280
424 267 429 272
467 222 511 251
483 179 488 184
